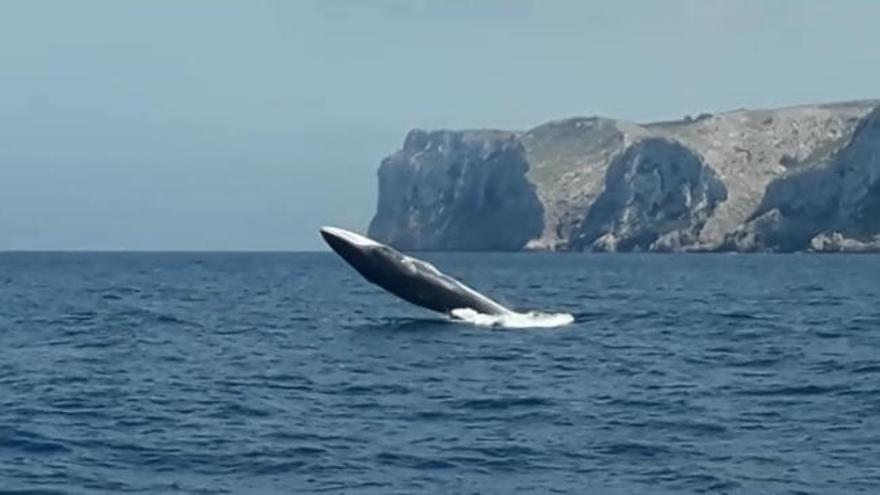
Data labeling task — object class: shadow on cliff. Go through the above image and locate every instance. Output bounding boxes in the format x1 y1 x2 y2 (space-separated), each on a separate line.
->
367 130 544 251
572 138 727 252
725 107 880 252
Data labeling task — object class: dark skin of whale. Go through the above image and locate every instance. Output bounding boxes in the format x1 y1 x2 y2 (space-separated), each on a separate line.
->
320 227 510 316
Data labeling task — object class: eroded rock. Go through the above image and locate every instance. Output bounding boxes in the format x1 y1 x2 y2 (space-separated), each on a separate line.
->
368 101 880 252
572 138 727 252
367 130 543 251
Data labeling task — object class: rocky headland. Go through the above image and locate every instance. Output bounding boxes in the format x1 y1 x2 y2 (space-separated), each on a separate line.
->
368 100 880 252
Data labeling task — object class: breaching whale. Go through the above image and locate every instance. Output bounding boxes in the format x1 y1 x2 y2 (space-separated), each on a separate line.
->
320 226 511 316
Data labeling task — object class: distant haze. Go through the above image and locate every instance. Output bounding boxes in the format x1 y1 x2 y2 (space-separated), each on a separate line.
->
1 0 878 250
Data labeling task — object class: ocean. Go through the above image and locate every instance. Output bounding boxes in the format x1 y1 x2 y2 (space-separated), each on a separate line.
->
1 252 879 494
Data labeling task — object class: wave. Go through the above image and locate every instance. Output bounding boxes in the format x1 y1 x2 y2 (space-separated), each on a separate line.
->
449 308 574 328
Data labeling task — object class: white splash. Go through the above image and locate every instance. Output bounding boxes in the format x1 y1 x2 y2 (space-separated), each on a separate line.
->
450 308 574 329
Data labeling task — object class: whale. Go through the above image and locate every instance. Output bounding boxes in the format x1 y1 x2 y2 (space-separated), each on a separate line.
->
320 226 511 316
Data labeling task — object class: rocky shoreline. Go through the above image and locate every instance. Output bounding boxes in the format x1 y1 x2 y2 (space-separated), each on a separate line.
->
368 100 880 253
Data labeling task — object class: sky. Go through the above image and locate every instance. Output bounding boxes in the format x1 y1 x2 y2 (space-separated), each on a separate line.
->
1 0 878 250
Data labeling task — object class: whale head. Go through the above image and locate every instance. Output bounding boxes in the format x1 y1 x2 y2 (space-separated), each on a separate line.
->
319 226 400 283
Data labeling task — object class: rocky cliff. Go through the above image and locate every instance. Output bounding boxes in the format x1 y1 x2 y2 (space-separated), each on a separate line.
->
367 130 543 250
368 100 880 252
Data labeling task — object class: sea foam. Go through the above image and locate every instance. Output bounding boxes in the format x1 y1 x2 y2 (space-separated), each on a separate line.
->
450 308 574 329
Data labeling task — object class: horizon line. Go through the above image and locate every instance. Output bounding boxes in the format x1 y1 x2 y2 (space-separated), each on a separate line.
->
0 249 331 254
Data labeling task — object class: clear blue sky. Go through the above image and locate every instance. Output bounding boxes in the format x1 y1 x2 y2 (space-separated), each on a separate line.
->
1 0 877 250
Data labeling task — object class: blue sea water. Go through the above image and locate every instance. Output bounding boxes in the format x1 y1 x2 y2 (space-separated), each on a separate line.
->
1 252 880 494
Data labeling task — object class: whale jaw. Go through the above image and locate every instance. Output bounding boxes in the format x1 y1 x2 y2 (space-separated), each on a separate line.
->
320 226 381 248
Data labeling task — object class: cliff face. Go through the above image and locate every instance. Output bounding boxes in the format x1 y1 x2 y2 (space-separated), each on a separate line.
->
368 100 880 252
571 138 727 252
367 130 543 250
727 107 880 252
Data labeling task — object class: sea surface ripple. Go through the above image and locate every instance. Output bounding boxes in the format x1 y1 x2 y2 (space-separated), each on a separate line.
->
1 252 879 494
